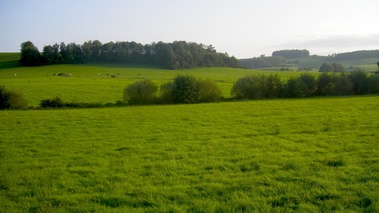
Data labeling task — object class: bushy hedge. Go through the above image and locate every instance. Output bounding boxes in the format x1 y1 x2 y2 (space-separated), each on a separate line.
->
123 75 222 105
40 97 65 108
231 74 281 99
0 86 28 109
231 71 379 100
124 80 158 105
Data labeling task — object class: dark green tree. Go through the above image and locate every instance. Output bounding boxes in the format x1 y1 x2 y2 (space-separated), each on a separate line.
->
332 73 353 96
20 41 41 66
349 70 369 94
299 73 317 96
316 73 335 95
155 42 176 69
281 77 307 98
331 63 346 72
319 63 334 72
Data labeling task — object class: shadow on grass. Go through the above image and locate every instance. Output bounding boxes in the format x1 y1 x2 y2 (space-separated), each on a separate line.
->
0 61 22 69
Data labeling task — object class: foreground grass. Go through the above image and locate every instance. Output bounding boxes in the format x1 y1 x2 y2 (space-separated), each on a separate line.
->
1 96 378 212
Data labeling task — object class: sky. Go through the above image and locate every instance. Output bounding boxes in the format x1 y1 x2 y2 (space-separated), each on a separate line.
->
1 0 378 59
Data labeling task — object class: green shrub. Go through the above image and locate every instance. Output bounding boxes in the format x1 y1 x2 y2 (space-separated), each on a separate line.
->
171 75 200 103
198 79 222 102
316 73 335 96
40 97 65 108
281 77 308 98
159 82 175 104
349 70 369 94
231 75 266 99
368 74 379 94
332 73 353 96
299 73 317 96
0 86 28 109
124 80 158 105
263 74 282 98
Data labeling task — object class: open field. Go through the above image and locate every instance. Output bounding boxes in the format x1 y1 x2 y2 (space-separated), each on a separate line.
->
1 96 379 212
1 63 305 107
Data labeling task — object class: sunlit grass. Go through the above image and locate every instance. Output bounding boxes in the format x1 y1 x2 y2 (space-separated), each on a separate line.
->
0 64 307 106
1 96 378 212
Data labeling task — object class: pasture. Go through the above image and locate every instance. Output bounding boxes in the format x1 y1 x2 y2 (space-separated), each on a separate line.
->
0 61 305 107
1 54 378 212
1 96 379 212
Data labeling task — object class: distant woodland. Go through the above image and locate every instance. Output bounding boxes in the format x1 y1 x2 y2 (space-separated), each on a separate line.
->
239 49 379 69
20 40 240 69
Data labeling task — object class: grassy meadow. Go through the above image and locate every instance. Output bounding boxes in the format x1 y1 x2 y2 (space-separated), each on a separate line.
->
1 53 379 212
1 62 303 107
1 96 379 212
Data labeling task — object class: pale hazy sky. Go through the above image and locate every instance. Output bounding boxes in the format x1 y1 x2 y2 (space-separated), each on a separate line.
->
1 0 378 58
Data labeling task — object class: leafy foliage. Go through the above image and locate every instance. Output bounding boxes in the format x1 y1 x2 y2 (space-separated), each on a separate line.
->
20 41 41 66
0 86 28 109
239 56 286 69
198 79 222 102
232 71 379 100
272 49 310 59
40 97 65 108
20 40 240 69
319 63 345 72
171 75 201 104
124 80 158 105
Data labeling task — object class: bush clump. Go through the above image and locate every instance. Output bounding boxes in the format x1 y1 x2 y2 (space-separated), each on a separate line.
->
40 97 65 108
124 80 158 105
231 74 281 99
0 86 28 109
160 75 222 104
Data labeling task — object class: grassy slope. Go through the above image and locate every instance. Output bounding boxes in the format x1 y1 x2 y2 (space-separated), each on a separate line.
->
0 53 21 69
1 96 378 212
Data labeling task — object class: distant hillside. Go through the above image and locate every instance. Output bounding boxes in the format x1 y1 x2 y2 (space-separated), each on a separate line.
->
240 50 379 71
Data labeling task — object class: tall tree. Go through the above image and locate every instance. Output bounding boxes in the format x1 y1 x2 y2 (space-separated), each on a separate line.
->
20 41 41 66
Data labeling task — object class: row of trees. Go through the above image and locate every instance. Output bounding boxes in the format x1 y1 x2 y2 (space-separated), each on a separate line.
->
272 49 310 59
239 56 286 69
124 70 379 106
20 40 240 69
331 50 379 60
319 63 346 72
231 71 379 99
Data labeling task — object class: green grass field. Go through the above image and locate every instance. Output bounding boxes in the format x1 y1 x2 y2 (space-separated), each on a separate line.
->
1 96 378 212
1 53 379 212
0 62 304 107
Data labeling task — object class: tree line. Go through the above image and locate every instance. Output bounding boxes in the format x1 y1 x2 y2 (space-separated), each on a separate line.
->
330 50 379 60
20 40 240 69
231 71 379 99
239 56 286 69
272 49 310 59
